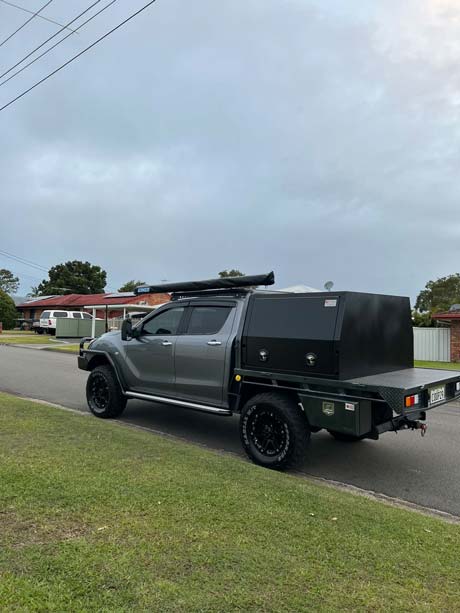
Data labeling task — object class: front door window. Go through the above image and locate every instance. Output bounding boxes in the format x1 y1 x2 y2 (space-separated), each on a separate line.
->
142 308 184 335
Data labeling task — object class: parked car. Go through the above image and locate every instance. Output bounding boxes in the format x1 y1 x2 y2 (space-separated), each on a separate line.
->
37 310 94 335
78 272 460 471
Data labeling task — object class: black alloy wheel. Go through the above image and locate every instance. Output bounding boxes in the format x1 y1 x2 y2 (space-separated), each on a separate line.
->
86 365 127 419
247 407 289 458
89 371 110 414
240 392 310 470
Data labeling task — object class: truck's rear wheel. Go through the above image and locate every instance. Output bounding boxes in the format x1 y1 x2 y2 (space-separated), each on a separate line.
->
327 430 364 442
240 392 310 470
86 365 127 418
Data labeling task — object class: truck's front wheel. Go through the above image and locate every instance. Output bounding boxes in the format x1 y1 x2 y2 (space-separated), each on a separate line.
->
86 365 127 419
240 392 310 470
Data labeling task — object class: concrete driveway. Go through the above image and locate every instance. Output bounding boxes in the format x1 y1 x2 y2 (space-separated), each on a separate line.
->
1 345 460 516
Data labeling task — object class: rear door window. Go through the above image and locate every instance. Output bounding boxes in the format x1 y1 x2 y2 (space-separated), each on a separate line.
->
72 313 82 319
185 306 232 335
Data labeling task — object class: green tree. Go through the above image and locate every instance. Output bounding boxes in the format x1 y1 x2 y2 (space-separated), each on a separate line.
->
0 269 19 294
415 274 460 313
412 309 433 327
0 289 18 329
118 280 146 292
218 269 244 278
36 261 107 295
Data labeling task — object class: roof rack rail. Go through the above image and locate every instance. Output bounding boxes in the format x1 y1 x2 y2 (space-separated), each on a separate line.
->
171 287 252 301
134 272 274 296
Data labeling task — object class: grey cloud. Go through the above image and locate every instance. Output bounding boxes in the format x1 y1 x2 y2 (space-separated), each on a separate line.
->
1 0 460 298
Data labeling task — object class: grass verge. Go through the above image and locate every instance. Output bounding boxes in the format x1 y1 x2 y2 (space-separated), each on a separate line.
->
415 360 460 371
41 344 80 354
0 335 57 345
1 393 460 612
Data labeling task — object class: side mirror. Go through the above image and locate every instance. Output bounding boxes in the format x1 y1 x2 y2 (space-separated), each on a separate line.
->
121 318 132 341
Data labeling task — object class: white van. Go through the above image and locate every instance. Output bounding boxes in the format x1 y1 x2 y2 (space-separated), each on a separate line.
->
38 310 94 334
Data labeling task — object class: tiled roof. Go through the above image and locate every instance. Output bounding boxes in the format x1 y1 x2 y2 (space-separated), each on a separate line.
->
432 312 460 320
17 293 168 309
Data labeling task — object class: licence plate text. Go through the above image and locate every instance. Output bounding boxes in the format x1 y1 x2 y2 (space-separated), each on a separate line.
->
429 386 445 405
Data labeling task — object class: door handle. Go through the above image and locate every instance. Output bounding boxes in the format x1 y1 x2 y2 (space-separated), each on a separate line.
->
207 340 222 346
161 340 172 346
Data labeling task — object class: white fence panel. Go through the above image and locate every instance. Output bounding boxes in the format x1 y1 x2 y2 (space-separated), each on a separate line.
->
108 317 123 330
413 328 450 362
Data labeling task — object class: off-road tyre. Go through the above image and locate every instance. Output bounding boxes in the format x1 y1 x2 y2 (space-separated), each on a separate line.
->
327 430 364 442
240 392 310 470
86 364 127 418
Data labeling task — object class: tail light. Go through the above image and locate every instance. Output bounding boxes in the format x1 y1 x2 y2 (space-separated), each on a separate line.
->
49 320 52 326
405 394 419 408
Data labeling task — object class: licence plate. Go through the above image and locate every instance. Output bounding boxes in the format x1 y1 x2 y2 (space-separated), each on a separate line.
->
429 386 445 405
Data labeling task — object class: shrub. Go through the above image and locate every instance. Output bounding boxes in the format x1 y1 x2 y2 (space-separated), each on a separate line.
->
0 289 18 329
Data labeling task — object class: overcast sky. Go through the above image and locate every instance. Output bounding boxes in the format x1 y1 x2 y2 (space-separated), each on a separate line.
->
0 0 459 301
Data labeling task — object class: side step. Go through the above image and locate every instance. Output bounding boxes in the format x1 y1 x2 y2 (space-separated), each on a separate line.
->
125 391 232 416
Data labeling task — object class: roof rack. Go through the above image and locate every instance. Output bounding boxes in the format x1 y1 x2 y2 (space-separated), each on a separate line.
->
170 288 252 301
134 271 275 296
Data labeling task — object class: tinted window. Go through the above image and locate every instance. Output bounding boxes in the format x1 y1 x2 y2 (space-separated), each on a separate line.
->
72 313 82 319
143 308 184 335
54 312 68 318
41 311 50 319
82 313 92 319
186 306 231 335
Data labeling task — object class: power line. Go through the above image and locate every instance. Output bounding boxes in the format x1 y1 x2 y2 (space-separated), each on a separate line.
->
0 0 159 113
0 248 48 272
0 0 53 48
0 0 103 82
0 0 77 32
0 0 118 89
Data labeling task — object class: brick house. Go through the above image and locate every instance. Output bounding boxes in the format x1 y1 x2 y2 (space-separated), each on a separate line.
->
432 309 460 361
17 292 170 322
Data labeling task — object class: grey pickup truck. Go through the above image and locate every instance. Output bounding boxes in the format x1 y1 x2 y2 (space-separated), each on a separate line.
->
78 272 460 470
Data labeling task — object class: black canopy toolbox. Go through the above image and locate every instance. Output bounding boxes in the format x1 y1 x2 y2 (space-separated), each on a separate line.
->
241 291 413 380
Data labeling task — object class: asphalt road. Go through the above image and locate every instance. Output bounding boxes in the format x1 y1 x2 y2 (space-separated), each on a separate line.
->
1 345 460 516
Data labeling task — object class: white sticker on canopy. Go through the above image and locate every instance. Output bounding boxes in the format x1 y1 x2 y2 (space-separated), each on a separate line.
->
324 299 337 307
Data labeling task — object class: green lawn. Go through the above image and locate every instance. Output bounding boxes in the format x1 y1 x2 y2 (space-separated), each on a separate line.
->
0 335 57 345
415 360 460 371
1 394 460 612
0 336 86 351
42 344 81 354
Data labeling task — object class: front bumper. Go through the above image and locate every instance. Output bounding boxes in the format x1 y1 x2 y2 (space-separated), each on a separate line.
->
78 337 95 371
78 355 89 371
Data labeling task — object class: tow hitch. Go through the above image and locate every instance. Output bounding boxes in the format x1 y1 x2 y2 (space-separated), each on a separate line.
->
396 418 428 437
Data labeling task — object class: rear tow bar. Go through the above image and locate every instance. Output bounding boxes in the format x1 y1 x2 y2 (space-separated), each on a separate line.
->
398 419 428 437
376 415 428 438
